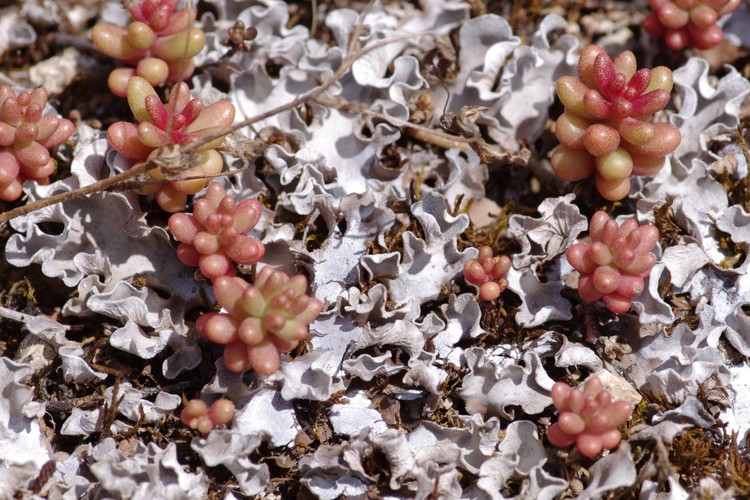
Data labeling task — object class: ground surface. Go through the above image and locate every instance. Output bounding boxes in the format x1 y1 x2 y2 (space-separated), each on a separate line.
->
0 0 749 498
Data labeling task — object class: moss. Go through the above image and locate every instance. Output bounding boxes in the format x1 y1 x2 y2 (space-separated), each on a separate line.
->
669 424 750 495
653 197 684 248
455 195 518 255
425 363 468 428
715 123 750 212
486 0 582 41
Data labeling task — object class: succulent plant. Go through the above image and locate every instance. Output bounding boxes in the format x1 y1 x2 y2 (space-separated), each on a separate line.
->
463 246 512 301
225 20 258 52
643 0 740 50
180 398 235 434
168 182 265 280
92 0 206 97
196 268 325 375
566 211 659 314
547 377 634 458
107 76 235 212
0 86 75 202
552 45 681 200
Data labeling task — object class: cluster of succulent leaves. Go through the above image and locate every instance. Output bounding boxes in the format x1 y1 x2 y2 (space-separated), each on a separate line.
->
107 76 234 212
552 44 680 201
92 0 205 96
547 377 634 458
82 0 323 434
197 269 325 375
180 398 235 434
470 43 673 322
168 182 265 280
2 0 750 498
166 180 322 376
567 211 659 314
463 0 741 459
644 0 741 50
0 86 74 202
463 245 512 301
93 0 323 423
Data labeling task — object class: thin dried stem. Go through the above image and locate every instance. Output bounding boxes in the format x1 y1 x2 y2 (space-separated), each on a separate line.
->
310 0 319 38
0 304 70 329
315 96 472 150
182 31 436 153
0 161 152 225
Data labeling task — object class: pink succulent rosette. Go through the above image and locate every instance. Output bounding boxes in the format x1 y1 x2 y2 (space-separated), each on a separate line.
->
168 182 265 280
567 211 659 314
643 0 740 50
196 268 325 375
92 0 205 96
547 377 634 458
0 86 74 202
107 77 235 212
552 45 681 200
180 398 235 435
463 246 512 301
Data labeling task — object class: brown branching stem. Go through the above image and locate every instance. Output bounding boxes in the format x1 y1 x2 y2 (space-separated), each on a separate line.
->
314 96 560 185
0 161 152 225
183 31 434 152
0 21 436 226
314 96 472 150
